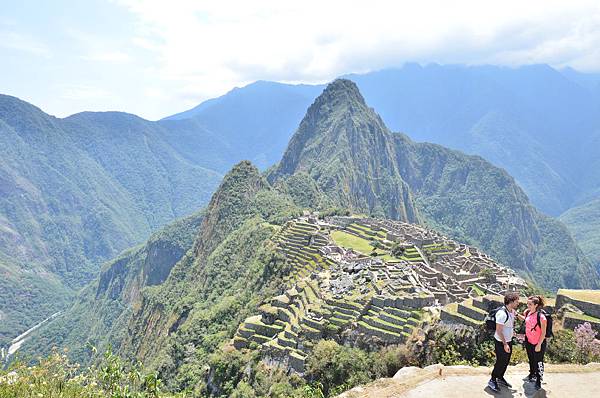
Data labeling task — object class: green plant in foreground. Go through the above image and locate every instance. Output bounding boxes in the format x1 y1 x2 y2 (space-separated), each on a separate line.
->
0 348 183 398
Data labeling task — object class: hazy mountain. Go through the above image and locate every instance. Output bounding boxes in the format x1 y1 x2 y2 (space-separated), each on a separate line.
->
0 94 222 345
345 64 600 216
163 81 324 169
560 198 600 269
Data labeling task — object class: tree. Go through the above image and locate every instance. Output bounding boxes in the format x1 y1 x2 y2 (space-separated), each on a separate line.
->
391 242 405 258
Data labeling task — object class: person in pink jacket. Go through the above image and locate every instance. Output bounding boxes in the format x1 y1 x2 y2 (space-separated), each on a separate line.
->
518 295 547 391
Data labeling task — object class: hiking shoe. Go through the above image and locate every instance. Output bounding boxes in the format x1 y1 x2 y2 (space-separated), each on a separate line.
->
498 377 512 388
535 378 542 390
487 378 500 392
523 374 535 382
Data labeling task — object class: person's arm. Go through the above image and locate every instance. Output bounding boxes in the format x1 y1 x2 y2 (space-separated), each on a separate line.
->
535 316 547 352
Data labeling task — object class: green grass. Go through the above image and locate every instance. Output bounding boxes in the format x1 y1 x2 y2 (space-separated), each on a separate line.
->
470 284 485 296
558 289 600 305
442 303 481 327
564 311 600 323
331 230 395 260
357 320 401 337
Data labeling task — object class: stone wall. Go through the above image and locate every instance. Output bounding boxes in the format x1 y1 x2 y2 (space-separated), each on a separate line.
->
556 292 600 319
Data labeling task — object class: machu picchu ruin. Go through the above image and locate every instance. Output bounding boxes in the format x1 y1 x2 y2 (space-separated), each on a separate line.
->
233 213 527 372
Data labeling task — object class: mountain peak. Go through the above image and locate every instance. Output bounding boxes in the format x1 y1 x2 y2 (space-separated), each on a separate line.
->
311 79 367 112
271 78 389 180
270 81 419 223
323 78 363 98
193 160 265 256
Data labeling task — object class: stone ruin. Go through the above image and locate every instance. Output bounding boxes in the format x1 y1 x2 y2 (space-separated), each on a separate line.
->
232 213 528 373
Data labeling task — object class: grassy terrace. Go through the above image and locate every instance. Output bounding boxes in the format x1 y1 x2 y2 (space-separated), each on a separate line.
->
558 289 600 305
346 223 389 243
275 221 334 283
357 320 403 339
564 311 600 323
470 284 485 296
331 230 399 261
442 302 480 327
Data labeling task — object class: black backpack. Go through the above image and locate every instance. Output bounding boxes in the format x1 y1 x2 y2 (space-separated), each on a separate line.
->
485 306 509 331
529 309 553 338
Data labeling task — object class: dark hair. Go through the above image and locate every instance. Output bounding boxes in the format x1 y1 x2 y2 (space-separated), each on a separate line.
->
528 295 545 310
504 292 520 305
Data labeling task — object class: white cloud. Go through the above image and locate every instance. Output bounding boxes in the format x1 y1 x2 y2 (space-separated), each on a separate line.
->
3 1 599 119
81 51 131 63
114 0 600 105
0 31 51 57
60 84 111 101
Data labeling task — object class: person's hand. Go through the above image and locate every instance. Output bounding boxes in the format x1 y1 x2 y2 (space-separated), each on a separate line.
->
535 343 541 352
504 343 511 353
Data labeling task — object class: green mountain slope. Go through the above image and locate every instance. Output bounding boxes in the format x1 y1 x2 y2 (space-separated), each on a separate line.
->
269 79 418 223
560 198 600 270
22 210 205 363
0 95 222 345
117 161 300 391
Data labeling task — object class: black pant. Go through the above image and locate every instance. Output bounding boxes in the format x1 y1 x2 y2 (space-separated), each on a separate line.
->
492 339 513 380
525 340 546 380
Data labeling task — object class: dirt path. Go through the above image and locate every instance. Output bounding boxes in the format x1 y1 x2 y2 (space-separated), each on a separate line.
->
337 363 600 398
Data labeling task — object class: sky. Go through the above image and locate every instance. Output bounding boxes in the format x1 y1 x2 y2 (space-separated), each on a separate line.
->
1 0 600 120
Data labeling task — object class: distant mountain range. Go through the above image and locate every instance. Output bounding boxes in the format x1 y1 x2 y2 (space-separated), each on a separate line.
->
3 62 600 349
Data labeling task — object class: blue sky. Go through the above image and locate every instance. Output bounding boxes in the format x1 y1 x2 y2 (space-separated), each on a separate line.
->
1 0 599 120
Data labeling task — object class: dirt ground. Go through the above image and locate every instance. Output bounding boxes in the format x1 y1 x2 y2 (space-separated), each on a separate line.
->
337 363 600 398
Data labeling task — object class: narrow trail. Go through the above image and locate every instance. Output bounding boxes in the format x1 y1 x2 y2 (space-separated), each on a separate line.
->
337 363 600 398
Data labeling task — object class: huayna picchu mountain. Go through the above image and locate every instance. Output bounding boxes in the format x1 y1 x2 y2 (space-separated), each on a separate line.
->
269 79 419 223
17 79 599 396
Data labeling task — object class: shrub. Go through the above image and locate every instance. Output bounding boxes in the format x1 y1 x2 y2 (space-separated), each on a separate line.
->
0 348 178 398
547 329 577 363
422 324 494 367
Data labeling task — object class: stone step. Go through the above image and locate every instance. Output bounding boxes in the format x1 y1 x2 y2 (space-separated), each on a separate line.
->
380 311 407 326
301 316 324 330
357 320 404 343
329 316 349 327
300 323 322 339
363 315 404 334
472 296 488 311
276 332 297 349
238 327 254 339
249 334 272 345
331 310 355 321
440 303 480 328
457 300 487 321
329 304 360 317
384 306 411 319
233 336 248 349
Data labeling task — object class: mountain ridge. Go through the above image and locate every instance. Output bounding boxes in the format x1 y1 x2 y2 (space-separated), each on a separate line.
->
0 93 223 346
